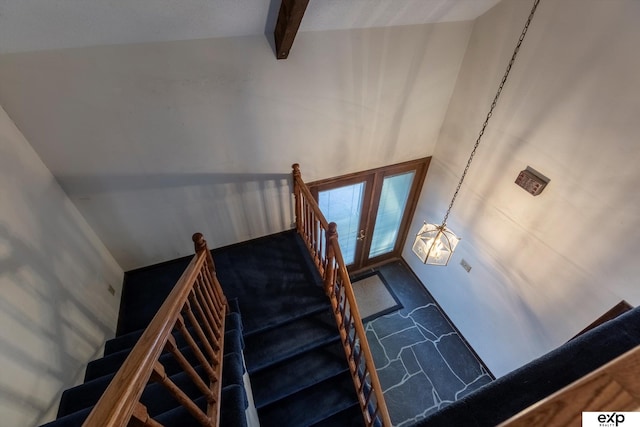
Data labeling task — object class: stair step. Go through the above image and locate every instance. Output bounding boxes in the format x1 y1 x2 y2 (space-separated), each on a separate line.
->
242 302 329 338
117 258 193 335
155 384 248 427
103 311 242 356
58 366 208 418
244 308 339 374
251 340 348 409
310 403 367 427
87 343 200 382
40 406 93 427
240 290 328 336
258 371 359 427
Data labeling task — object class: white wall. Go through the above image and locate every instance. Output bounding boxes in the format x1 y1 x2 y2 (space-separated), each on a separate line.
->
404 0 640 377
0 22 473 270
0 105 123 426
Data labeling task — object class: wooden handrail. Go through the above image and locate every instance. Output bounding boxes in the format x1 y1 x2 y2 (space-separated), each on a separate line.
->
83 234 227 427
292 164 392 427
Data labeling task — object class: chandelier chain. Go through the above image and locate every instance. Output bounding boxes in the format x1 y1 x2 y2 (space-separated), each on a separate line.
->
441 0 541 227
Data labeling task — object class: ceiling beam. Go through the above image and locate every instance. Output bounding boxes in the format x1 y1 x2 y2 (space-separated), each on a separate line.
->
273 0 310 59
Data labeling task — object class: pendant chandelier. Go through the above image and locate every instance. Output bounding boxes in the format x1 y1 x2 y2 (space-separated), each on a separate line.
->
413 0 541 266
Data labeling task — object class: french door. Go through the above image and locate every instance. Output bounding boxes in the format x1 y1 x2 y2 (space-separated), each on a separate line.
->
309 158 430 271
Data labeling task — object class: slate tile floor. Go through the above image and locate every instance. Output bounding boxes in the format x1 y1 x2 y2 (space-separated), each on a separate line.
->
353 261 494 426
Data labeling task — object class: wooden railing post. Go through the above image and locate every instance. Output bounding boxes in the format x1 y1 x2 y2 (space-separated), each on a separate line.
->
292 163 303 234
324 222 337 296
192 233 216 275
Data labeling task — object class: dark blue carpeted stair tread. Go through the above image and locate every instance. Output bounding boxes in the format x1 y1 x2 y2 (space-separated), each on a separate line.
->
239 291 329 337
104 327 146 356
212 230 325 332
104 311 243 356
251 340 348 409
310 403 367 427
241 302 329 338
258 371 359 427
243 309 339 374
50 352 245 426
221 351 246 389
58 365 209 418
57 374 113 418
41 406 92 427
117 257 193 336
154 384 248 427
87 342 201 382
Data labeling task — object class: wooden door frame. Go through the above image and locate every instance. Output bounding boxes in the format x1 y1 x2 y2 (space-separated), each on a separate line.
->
308 157 430 271
309 173 375 268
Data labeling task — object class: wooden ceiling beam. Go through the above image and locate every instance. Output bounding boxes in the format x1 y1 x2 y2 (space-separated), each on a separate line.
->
273 0 310 59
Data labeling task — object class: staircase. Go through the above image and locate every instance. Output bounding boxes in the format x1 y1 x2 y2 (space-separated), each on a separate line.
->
41 230 364 427
213 230 365 426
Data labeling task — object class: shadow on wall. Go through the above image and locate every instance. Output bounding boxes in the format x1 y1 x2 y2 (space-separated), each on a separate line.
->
0 223 114 426
263 0 280 55
423 0 640 366
56 172 295 270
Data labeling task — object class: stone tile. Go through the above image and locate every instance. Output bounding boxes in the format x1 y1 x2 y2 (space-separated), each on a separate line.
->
377 358 408 390
368 311 416 339
399 347 421 375
366 325 389 367
364 260 496 425
411 340 465 402
383 372 436 426
436 333 484 384
409 305 456 337
379 326 428 360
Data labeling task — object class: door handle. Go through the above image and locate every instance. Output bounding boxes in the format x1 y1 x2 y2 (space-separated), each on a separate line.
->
357 230 366 241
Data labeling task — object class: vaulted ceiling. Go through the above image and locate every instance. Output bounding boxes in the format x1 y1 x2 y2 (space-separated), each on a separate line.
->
0 0 502 54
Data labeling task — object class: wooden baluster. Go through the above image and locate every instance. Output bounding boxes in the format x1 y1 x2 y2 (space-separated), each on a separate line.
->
292 164 303 234
182 303 219 363
201 268 222 311
129 402 165 427
195 282 222 335
324 222 337 296
164 335 215 401
173 316 218 380
188 293 221 351
151 361 213 427
312 212 319 263
307 203 313 247
199 271 225 325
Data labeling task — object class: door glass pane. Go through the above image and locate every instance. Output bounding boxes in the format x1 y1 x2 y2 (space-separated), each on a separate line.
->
369 171 415 258
318 183 365 265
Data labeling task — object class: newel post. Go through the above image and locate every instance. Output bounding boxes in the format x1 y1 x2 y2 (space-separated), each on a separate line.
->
292 163 303 234
324 222 338 296
192 232 216 276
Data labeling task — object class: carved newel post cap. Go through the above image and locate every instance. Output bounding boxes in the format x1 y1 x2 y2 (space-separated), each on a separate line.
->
192 232 206 249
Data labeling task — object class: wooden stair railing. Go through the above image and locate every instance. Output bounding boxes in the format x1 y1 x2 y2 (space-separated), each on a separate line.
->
292 164 393 427
83 233 227 427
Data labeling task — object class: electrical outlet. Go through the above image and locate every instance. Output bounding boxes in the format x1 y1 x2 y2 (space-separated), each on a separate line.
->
460 259 472 273
108 284 116 296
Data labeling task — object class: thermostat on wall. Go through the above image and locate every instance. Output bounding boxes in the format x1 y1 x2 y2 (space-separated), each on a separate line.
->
515 167 549 196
